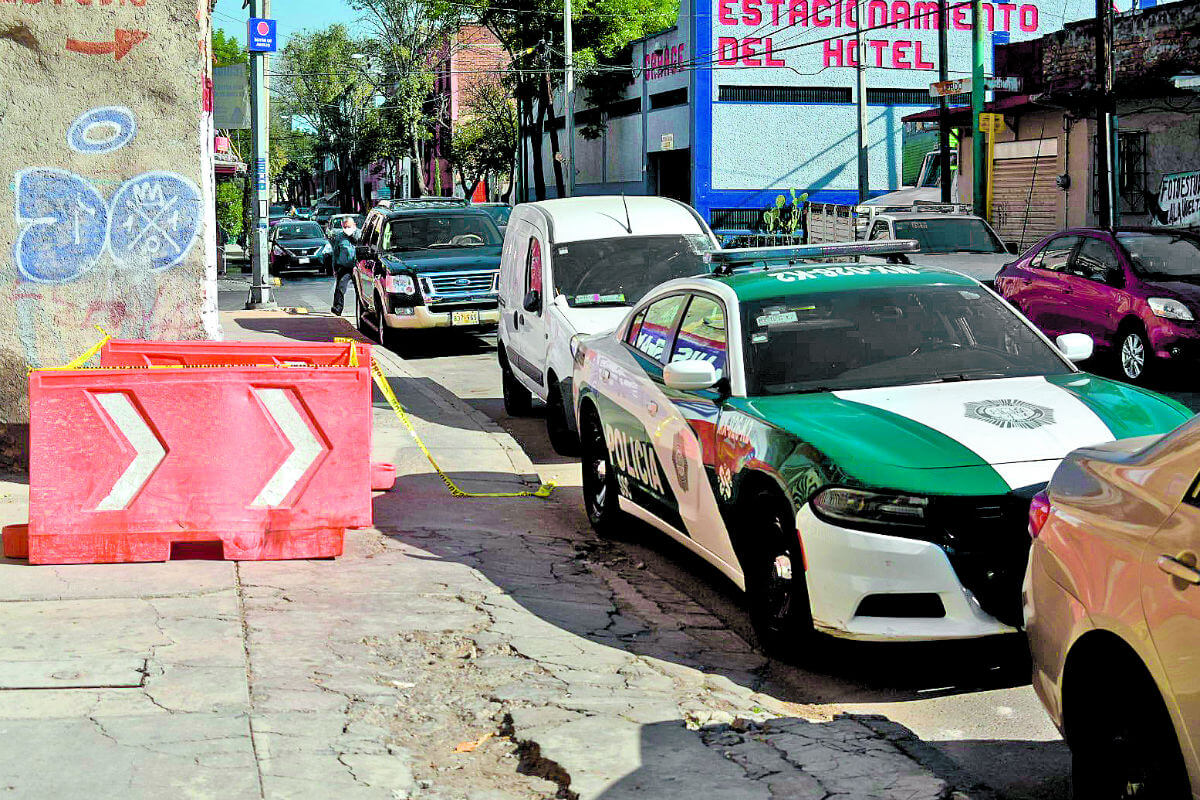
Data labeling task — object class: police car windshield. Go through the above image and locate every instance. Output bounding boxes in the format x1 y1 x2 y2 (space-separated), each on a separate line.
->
278 222 323 240
743 284 1069 395
893 219 1004 254
382 213 501 251
553 235 709 307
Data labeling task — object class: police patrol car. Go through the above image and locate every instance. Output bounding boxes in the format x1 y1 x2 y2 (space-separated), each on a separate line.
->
571 241 1192 651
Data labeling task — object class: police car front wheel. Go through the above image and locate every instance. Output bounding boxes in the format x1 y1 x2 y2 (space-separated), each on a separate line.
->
742 489 815 660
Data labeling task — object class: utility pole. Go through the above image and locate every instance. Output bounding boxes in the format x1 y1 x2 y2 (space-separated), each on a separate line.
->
970 0 986 218
855 0 869 204
564 0 575 197
246 0 275 309
937 0 951 203
1095 0 1117 229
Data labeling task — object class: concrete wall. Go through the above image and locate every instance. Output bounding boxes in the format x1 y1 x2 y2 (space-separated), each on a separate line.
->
0 0 217 462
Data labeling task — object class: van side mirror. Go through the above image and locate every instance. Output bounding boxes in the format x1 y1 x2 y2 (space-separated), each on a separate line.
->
1006 242 1020 255
523 289 542 313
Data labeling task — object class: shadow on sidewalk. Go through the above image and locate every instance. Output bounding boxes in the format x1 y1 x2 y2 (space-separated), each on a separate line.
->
376 466 1071 798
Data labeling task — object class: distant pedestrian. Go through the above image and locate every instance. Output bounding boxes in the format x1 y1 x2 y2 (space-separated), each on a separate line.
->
330 217 360 316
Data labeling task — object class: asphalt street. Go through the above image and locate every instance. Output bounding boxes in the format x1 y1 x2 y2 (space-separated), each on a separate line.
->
220 272 1200 800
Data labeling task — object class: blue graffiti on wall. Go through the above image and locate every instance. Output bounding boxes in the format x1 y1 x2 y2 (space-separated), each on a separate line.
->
13 168 109 283
12 106 202 283
66 106 137 155
109 172 202 271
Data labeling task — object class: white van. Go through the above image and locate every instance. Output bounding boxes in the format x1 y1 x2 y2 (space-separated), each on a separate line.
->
498 196 718 454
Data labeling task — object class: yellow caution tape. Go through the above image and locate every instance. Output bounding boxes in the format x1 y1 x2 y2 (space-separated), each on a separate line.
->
369 359 554 500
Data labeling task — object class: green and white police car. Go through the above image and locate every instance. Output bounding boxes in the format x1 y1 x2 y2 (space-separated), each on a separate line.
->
571 242 1193 651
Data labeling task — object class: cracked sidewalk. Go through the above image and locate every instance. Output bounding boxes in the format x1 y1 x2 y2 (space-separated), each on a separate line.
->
0 312 975 799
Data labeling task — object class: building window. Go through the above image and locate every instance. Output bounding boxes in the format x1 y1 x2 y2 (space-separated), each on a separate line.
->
866 88 933 106
650 88 688 110
608 98 642 118
1093 130 1149 215
717 85 852 104
1118 130 1148 215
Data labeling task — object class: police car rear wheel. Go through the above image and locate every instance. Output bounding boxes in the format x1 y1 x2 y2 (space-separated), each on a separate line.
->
743 490 814 660
581 410 620 535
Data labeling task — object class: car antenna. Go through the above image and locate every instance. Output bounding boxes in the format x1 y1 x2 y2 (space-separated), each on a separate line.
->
620 194 633 234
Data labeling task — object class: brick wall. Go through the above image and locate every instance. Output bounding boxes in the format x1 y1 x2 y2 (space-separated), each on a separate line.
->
1033 1 1200 94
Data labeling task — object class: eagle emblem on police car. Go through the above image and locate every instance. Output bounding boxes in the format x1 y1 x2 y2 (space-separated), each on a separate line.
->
964 398 1055 430
672 432 689 491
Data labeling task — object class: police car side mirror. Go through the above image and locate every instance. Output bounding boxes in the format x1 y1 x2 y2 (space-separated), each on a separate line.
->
523 289 542 313
664 360 720 391
1056 333 1094 363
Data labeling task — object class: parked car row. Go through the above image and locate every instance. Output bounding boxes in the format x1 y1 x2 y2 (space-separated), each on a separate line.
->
480 196 1200 799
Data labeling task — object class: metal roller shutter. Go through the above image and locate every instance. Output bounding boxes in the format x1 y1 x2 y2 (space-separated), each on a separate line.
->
992 156 1060 251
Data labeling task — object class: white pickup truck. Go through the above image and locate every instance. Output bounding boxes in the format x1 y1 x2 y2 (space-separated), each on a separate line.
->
805 204 1018 283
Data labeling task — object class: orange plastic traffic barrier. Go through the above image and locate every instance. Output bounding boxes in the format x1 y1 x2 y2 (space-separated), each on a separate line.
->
96 339 396 492
4 363 372 564
98 339 371 369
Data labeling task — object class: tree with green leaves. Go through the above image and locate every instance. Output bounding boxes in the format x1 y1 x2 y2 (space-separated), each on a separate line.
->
274 25 384 210
212 28 246 67
450 79 518 199
348 0 468 197
476 0 679 199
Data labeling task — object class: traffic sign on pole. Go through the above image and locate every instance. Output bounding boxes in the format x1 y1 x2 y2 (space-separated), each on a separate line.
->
247 18 277 53
929 77 972 97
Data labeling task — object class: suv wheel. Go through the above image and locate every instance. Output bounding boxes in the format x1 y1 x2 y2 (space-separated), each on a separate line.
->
1118 327 1152 383
741 489 815 660
1068 661 1190 799
546 381 579 456
499 347 533 416
580 408 621 536
355 289 375 340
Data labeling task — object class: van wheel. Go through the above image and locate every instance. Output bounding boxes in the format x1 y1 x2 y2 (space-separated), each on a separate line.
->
741 489 815 661
580 407 621 536
546 381 579 456
500 348 533 416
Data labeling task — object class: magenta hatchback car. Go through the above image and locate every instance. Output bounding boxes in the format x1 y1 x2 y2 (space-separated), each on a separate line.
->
996 228 1200 383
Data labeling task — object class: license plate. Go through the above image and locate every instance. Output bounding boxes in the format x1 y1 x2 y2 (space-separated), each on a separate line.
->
451 310 480 326
298 257 310 264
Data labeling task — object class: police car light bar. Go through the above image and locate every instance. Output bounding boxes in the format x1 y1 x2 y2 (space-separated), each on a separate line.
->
706 239 920 275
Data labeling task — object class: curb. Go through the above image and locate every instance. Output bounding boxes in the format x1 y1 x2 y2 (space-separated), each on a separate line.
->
368 342 544 488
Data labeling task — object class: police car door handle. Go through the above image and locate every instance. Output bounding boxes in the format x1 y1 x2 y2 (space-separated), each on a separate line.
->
513 312 521 330
646 401 659 416
1157 554 1200 585
601 369 611 382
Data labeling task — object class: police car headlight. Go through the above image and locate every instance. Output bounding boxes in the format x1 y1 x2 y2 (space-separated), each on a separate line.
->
321 241 333 254
811 487 928 529
384 274 417 295
1148 297 1194 321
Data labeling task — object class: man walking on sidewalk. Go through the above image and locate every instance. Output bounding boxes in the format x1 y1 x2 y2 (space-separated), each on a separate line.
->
330 216 360 316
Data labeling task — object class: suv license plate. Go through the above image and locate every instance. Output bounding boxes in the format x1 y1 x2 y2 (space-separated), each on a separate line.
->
298 257 310 264
451 310 479 326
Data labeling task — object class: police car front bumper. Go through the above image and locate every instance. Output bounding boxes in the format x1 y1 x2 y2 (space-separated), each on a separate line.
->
797 505 1016 642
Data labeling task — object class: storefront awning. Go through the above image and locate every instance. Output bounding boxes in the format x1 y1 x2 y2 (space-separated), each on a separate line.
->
901 94 1038 126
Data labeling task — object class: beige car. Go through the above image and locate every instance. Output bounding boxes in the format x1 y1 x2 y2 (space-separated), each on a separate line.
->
1024 414 1200 799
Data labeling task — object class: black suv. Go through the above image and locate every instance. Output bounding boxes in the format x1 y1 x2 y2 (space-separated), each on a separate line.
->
352 205 503 346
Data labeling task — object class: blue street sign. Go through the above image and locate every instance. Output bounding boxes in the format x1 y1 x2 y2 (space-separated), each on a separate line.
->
248 18 277 53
